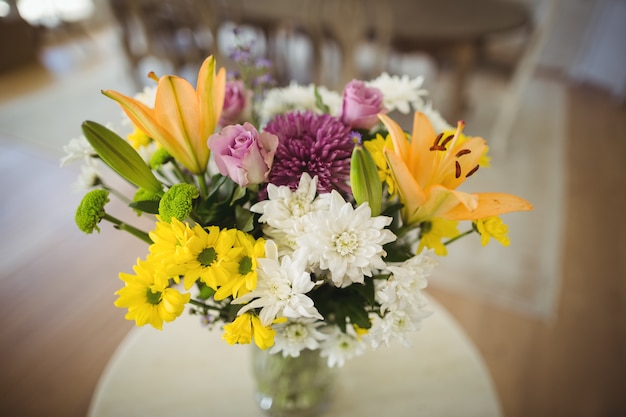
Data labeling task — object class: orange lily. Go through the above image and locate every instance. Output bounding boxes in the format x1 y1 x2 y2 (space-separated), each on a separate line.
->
378 111 532 226
103 56 226 175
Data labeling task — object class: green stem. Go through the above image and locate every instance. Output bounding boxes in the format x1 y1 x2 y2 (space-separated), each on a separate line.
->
189 298 223 312
100 183 131 204
170 160 193 184
444 229 475 246
197 174 209 200
102 213 152 244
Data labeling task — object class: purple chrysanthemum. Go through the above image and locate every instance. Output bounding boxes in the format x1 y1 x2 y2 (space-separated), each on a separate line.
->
264 111 353 194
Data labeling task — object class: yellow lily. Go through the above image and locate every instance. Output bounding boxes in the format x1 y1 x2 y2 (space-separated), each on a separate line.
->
378 111 532 226
103 56 226 175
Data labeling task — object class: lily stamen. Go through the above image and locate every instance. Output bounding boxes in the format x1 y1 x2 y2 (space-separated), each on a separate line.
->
440 135 454 148
466 165 479 178
455 161 462 178
429 133 446 151
456 149 472 158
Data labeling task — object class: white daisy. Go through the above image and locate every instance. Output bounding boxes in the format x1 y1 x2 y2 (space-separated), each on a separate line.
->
366 72 427 114
257 82 342 126
377 251 437 314
233 240 323 326
297 191 396 287
269 318 328 358
72 157 103 191
320 325 366 368
366 307 431 349
60 134 96 167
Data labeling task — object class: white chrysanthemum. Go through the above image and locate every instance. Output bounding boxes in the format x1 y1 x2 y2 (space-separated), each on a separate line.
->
269 318 328 357
366 307 431 349
251 174 330 256
257 82 342 125
233 240 323 326
320 325 366 368
366 72 427 114
377 251 437 314
72 158 103 191
297 191 396 287
60 135 96 167
367 252 436 348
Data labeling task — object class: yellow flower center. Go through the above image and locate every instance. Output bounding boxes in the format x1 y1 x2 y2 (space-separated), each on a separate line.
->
198 247 217 267
239 256 253 275
145 287 162 305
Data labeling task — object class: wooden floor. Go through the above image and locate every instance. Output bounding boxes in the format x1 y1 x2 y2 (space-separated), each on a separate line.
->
1 42 625 417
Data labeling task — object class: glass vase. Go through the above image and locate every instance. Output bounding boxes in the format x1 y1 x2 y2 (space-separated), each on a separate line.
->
251 346 337 417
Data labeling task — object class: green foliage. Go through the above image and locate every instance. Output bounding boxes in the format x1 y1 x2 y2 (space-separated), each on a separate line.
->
82 121 163 194
311 278 377 332
350 144 382 216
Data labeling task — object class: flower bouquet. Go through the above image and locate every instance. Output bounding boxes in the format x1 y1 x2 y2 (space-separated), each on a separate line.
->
64 41 531 415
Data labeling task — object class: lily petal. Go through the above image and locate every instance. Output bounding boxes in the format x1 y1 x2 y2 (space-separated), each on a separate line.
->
197 56 226 139
102 89 192 168
378 113 409 161
407 185 477 225
155 75 204 172
443 192 533 220
384 148 426 211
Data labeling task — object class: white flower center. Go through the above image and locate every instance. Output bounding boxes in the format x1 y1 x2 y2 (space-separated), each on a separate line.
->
285 323 309 342
332 231 358 256
288 194 310 217
270 282 290 300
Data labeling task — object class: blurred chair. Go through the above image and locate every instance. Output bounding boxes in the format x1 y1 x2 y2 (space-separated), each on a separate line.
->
108 0 222 81
226 0 390 87
384 0 533 121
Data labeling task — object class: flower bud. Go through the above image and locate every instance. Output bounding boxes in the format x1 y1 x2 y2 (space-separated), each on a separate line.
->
350 142 382 216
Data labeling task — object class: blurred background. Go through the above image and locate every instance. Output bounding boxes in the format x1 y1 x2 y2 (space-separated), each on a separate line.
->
0 0 624 416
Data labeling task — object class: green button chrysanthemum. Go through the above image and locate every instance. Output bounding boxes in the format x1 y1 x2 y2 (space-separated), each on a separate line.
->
75 189 110 234
158 183 199 222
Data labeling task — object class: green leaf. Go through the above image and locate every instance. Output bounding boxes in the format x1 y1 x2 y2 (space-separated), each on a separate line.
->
197 282 216 300
129 200 160 214
235 206 254 232
82 121 163 194
314 86 330 114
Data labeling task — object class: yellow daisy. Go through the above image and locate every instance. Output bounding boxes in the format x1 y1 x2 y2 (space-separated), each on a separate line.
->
417 217 460 256
127 126 152 149
148 217 197 270
114 257 190 330
214 231 265 301
174 226 242 291
474 216 510 247
223 312 276 350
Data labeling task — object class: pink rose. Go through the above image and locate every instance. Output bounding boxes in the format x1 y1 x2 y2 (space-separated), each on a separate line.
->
219 80 251 126
340 80 385 130
208 122 279 187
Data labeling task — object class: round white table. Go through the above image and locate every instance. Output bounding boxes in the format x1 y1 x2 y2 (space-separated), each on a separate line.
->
88 297 502 417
